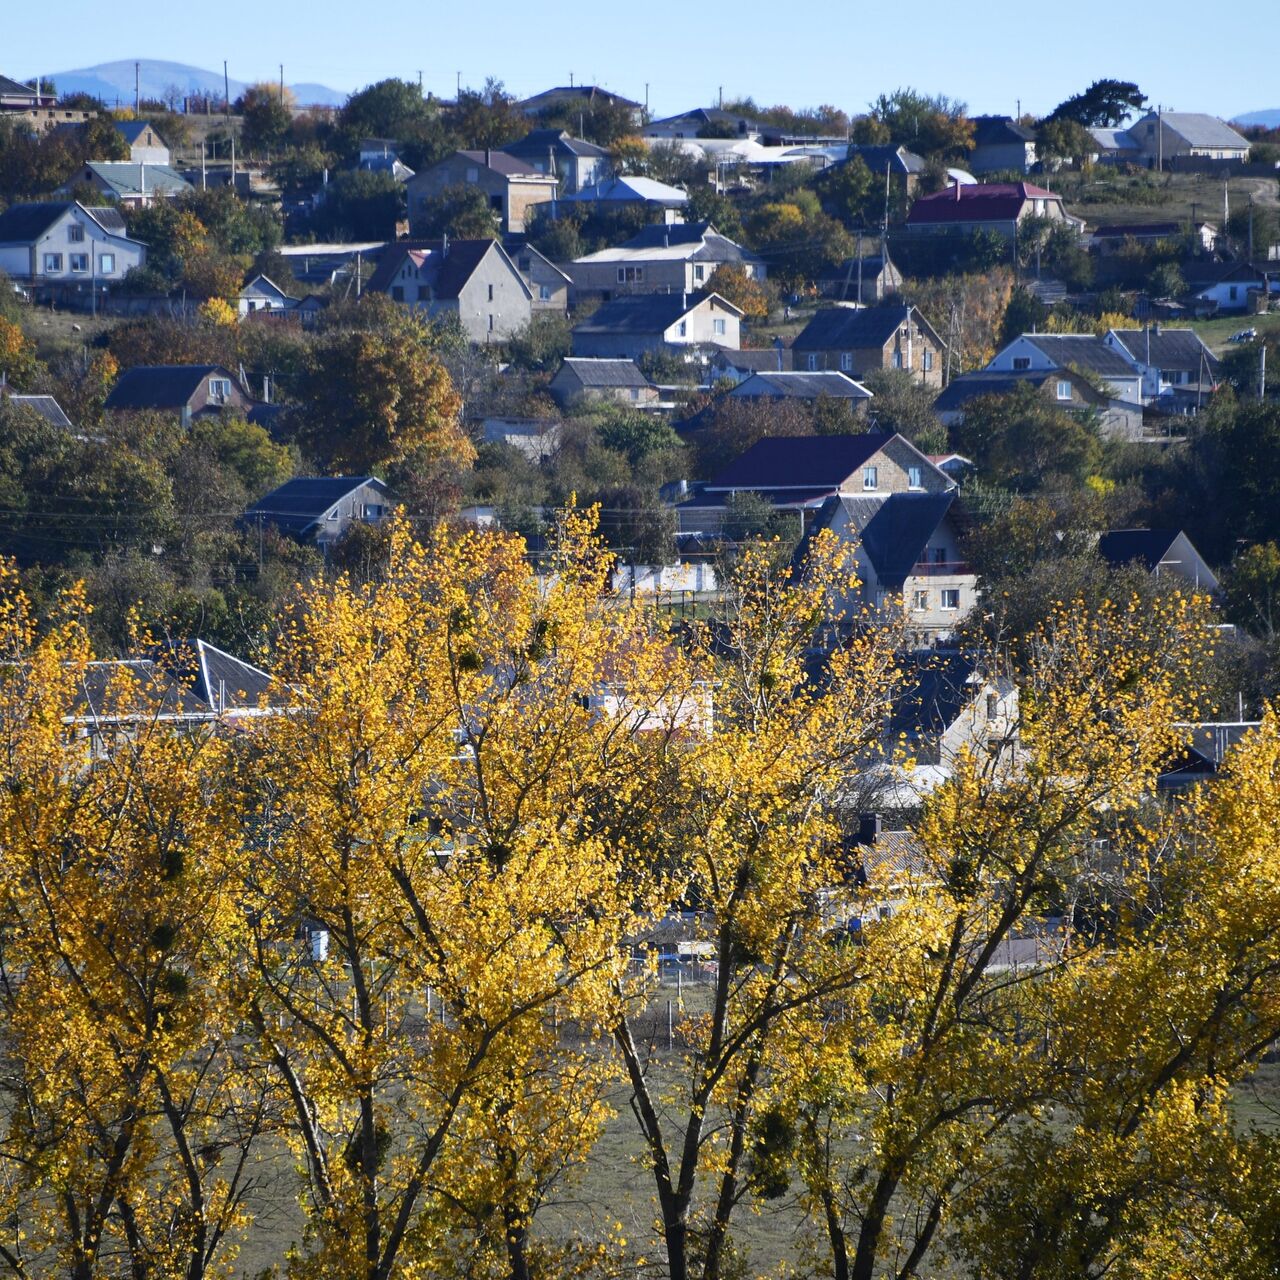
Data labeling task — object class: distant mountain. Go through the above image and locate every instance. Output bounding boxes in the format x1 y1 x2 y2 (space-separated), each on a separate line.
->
1234 109 1280 128
35 59 347 108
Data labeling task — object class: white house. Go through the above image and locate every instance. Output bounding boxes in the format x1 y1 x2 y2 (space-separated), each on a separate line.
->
984 334 1145 405
0 202 146 292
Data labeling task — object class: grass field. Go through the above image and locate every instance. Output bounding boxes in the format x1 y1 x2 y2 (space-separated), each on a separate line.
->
18 304 118 364
1190 309 1280 356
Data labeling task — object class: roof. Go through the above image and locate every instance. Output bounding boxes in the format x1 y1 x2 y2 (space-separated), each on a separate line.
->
732 371 872 400
114 119 165 145
834 492 958 587
188 639 280 711
1020 334 1140 379
933 368 1087 411
884 650 987 740
0 73 40 98
238 272 292 300
1090 127 1140 152
861 828 932 884
971 115 1037 146
87 205 127 235
104 365 241 410
244 476 389 537
713 347 794 373
0 201 73 243
573 291 740 335
648 107 761 132
844 144 926 175
560 175 688 205
1096 529 1181 571
1 392 74 429
520 85 641 111
1139 112 1249 150
1091 222 1183 239
573 219 762 266
454 149 547 179
556 358 651 388
907 182 1062 226
74 163 192 199
793 303 939 352
1108 328 1220 374
366 239 522 300
706 432 894 491
503 128 609 160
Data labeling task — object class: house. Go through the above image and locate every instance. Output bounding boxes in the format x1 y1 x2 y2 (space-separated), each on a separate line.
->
555 175 688 211
0 202 146 292
792 304 946 389
843 144 926 194
235 273 294 316
113 120 170 165
644 108 762 141
905 182 1080 238
243 476 392 549
824 252 903 303
1158 721 1258 789
104 365 254 425
0 387 75 431
710 347 793 382
549 358 658 409
1088 127 1143 165
1089 222 1218 254
365 239 533 343
357 138 415 182
985 334 1145 405
726 370 872 407
481 417 563 462
500 129 610 194
1125 112 1250 165
1096 528 1219 593
0 73 50 109
519 85 643 126
968 116 1037 175
568 220 765 298
570 291 742 359
405 151 558 236
58 162 193 207
0 73 94 133
1103 327 1221 403
933 367 1144 441
1180 262 1270 314
505 241 571 314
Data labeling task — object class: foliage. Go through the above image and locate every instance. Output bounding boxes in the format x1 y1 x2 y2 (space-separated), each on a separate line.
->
412 182 500 239
861 368 947 450
309 169 406 241
705 263 771 320
745 189 854 290
869 88 975 159
1037 117 1097 166
1047 78 1148 128
903 268 1013 371
238 81 296 151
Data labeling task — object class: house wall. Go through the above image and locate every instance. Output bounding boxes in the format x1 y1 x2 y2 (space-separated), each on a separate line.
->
800 321 944 388
1195 279 1261 312
127 129 170 165
512 250 569 313
5 107 95 134
1132 118 1248 165
902 570 979 640
455 253 533 342
970 142 1036 174
408 155 506 232
312 482 391 546
662 297 740 349
186 373 253 419
2 207 146 285
938 682 1018 768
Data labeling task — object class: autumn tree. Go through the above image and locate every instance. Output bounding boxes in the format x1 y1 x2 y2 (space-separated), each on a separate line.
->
412 183 501 239
705 262 771 320
239 82 296 151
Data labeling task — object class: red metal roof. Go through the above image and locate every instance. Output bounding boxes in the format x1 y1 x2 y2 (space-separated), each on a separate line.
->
906 182 1062 226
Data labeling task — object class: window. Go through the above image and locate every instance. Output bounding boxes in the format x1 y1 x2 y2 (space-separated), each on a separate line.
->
466 166 479 182
489 194 502 211
98 253 115 274
616 266 644 283
1056 379 1072 400
488 314 495 331
43 253 63 273
391 285 404 301
908 465 922 490
840 352 853 371
693 264 705 282
67 223 84 242
941 588 960 611
713 318 726 336
912 589 929 611
986 693 999 718
487 283 494 301
933 547 946 564
678 320 687 337
1229 285 1238 301
208 378 231 402
538 284 552 301
923 350 934 372
1013 356 1031 370
863 465 878 491
892 351 903 369
807 354 818 371
69 253 88 272
416 285 430 301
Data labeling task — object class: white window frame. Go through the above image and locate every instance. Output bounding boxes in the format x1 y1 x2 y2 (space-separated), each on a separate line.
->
840 352 853 372
712 317 726 336
908 465 922 490
862 465 878 491
940 588 960 611
912 589 928 611
69 253 88 273
67 223 85 242
806 353 818 371
1056 379 1072 400
208 378 231 402
43 252 63 273
923 350 934 372
98 252 115 274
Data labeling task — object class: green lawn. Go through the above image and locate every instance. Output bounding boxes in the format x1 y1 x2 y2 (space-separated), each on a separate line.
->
1191 310 1280 356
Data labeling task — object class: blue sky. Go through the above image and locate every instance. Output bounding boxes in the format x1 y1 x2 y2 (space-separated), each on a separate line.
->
8 0 1277 122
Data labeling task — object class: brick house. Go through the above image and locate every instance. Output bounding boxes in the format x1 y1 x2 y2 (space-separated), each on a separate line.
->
791 304 946 389
406 150 558 236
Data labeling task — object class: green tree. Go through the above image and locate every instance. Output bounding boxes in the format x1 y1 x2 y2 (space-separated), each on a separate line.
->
238 82 296 151
1047 78 1148 128
1001 284 1050 345
412 183 500 239
448 78 526 149
1037 117 1096 166
311 170 406 240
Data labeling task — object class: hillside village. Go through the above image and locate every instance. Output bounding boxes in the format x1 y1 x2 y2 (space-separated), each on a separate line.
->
3 61 1280 1280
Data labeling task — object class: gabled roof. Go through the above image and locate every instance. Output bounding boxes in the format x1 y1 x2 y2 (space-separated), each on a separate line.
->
884 650 993 740
559 175 687 205
0 201 74 243
844 144 926 175
502 128 609 160
555 357 651 388
1107 328 1220 374
1090 127 1140 152
733 371 872 400
87 205 128 235
455 149 546 178
793 303 943 352
907 181 1062 226
1 391 75 430
934 368 1110 411
366 238 527 300
1136 112 1248 150
1096 529 1182 571
114 119 166 146
506 239 572 283
239 272 292 300
835 492 959 588
244 476 389 538
104 365 242 410
0 73 40 99
971 115 1037 146
573 219 762 266
573 290 741 335
706 432 894 491
1018 334 1140 378
713 347 793 373
73 162 192 199
1181 260 1267 287
520 85 641 111
189 639 280 711
648 107 762 132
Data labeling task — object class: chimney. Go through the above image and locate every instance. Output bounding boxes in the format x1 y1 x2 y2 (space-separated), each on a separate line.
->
442 232 449 259
857 813 882 845
485 146 491 168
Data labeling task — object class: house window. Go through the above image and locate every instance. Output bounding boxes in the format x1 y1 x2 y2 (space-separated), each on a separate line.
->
892 351 903 369
617 266 644 283
840 352 853 371
713 318 726 336
923 350 934 372
908 466 922 490
417 285 430 300
807 354 818 371
69 253 88 272
986 693 999 718
694 264 705 282
912 589 929 611
941 588 960 611
391 285 404 301
488 283 494 301
466 166 479 182
863 465 878 491
1013 356 1031 370
43 253 63 273
363 503 385 520
539 284 552 301
678 320 687 337
208 378 231 402
98 253 115 274
489 194 502 211
67 223 85 242
630 388 640 400
488 314 495 331
1229 286 1238 301
1056 379 1072 400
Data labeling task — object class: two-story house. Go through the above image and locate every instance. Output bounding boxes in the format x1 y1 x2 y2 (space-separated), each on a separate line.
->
570 291 742 359
500 129 609 194
406 150 558 236
104 365 255 426
791 304 947 389
0 202 146 295
905 182 1081 239
365 239 533 343
243 476 392 550
505 241 571 314
568 220 766 299
984 333 1145 405
1103 327 1221 404
968 116 1038 174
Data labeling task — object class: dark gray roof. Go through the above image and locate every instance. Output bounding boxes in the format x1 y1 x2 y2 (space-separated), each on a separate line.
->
365 239 517 300
1108 329 1220 374
844 144 926 175
713 347 793 373
972 115 1037 146
573 291 711 335
733 371 871 399
243 476 388 537
114 119 165 145
0 74 40 98
861 829 932 883
793 304 926 352
1022 335 1139 378
104 365 238 410
191 640 279 711
456 149 543 177
933 369 1059 411
707 432 894 491
87 205 127 235
2 393 74 429
503 128 609 160
0 201 72 243
520 85 641 111
885 649 984 740
835 492 957 588
557 357 650 387
1095 529 1181 571
70 660 190 722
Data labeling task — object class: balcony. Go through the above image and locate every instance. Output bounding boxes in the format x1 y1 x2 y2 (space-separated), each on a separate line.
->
910 560 972 577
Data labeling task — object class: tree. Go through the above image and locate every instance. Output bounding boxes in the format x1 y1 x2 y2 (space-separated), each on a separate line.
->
1047 79 1148 128
705 263 771 320
815 154 877 227
861 368 947 450
238 81 296 151
448 78 526 149
745 190 854 291
1001 284 1050 345
310 170 406 241
1037 117 1096 167
338 78 434 153
869 88 975 159
412 182 500 239
0 316 41 390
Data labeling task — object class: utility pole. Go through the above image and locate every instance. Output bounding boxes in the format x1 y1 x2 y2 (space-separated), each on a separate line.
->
1262 343 1268 403
1249 194 1255 260
718 86 723 110
456 70 461 98
279 64 284 107
417 70 423 96
134 61 140 113
224 60 230 119
1156 104 1163 172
